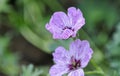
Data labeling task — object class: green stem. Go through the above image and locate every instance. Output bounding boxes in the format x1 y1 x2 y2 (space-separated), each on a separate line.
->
85 71 102 75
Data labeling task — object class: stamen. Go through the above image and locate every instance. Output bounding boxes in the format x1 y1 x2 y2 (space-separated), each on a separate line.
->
68 57 81 71
63 26 74 31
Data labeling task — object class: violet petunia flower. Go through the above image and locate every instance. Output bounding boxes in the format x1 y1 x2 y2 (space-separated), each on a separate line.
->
45 7 85 39
49 39 93 76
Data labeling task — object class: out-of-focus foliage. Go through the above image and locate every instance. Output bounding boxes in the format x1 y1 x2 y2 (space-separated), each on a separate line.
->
21 64 43 76
9 0 72 53
107 23 120 57
106 23 120 75
21 64 50 76
78 0 119 48
0 36 19 76
0 0 11 13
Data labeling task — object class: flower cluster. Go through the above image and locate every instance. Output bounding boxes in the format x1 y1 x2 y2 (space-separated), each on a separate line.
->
45 7 93 76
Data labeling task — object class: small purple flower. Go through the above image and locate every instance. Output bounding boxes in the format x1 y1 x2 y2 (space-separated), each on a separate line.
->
45 7 85 39
49 39 93 76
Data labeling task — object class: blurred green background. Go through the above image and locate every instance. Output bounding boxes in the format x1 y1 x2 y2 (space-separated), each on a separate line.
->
0 0 120 76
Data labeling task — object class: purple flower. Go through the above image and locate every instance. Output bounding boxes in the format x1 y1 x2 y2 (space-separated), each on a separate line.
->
49 39 93 76
45 7 85 39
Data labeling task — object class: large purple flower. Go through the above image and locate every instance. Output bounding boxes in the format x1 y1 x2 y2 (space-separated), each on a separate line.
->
49 39 93 76
45 7 85 39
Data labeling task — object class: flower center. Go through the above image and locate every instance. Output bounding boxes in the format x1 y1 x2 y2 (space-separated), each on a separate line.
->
63 26 74 31
68 56 81 71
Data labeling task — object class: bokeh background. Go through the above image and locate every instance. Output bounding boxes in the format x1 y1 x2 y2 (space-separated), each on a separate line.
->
0 0 120 76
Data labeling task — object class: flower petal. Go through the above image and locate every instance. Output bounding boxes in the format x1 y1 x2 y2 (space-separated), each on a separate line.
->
73 18 85 31
49 64 69 76
69 39 82 51
76 40 93 68
68 69 84 76
68 7 79 25
50 12 70 28
46 22 63 34
53 46 70 64
61 29 73 39
68 7 85 31
81 48 93 68
77 40 90 59
69 39 93 68
45 23 53 33
53 29 73 39
69 39 82 59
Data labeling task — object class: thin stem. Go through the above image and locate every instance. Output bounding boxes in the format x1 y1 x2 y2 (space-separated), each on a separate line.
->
85 71 103 75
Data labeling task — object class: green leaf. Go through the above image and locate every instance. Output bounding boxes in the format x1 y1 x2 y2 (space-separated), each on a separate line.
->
21 64 43 76
0 36 10 55
41 0 64 12
8 0 72 54
0 36 19 76
0 0 11 12
106 22 120 75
